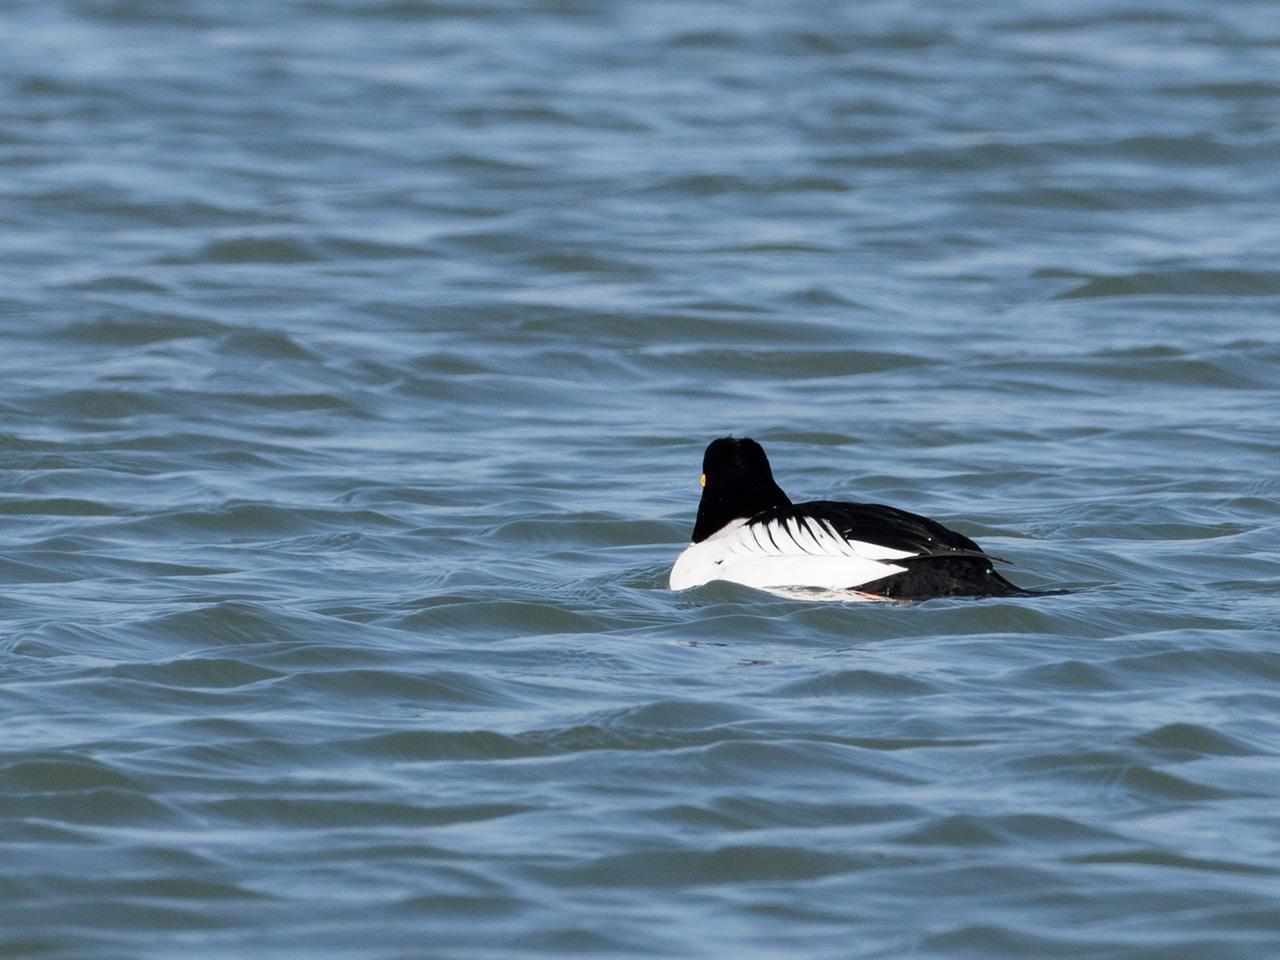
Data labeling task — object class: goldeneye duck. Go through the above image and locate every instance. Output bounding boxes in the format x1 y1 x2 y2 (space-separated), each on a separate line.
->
670 437 1034 600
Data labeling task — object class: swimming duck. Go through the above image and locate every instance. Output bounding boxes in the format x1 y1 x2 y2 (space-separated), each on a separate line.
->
670 437 1034 600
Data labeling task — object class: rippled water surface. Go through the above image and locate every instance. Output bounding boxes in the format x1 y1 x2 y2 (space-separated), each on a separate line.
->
4 1 1280 957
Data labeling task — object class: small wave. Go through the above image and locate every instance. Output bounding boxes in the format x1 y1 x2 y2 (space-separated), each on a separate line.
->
896 812 1127 849
213 330 318 361
33 388 168 419
700 739 925 787
108 657 282 690
643 796 924 831
1109 133 1243 165
177 236 320 265
1105 646 1280 685
113 875 271 901
395 598 611 635
283 667 523 707
1158 80 1280 100
166 233 436 266
60 275 172 294
521 251 654 278
5 787 186 826
485 516 673 548
1013 749 1240 802
632 346 929 381
130 601 323 648
118 502 403 540
1013 658 1126 692
895 814 1009 847
608 698 759 729
1053 269 1280 300
200 797 532 829
29 190 250 228
308 0 511 20
664 29 743 50
980 348 1280 390
338 729 535 761
513 308 853 347
0 497 118 517
58 313 227 345
920 923 1093 957
772 669 939 698
645 173 850 196
829 140 1046 172
1066 848 1276 876
1131 722 1254 757
536 844 876 888
0 754 144 793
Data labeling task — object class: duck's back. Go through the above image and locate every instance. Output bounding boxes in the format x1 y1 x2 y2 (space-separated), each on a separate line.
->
669 499 1026 598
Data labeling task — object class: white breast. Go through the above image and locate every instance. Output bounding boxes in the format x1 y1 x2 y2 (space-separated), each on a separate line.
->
669 515 915 592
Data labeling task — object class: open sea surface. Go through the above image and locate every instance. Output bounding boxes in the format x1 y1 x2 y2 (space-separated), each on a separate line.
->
3 1 1280 957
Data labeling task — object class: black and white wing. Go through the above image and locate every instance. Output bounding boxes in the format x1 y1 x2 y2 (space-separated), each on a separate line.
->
669 503 933 592
781 501 996 560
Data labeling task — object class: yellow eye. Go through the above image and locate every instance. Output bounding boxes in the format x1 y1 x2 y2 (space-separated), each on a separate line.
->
700 473 706 488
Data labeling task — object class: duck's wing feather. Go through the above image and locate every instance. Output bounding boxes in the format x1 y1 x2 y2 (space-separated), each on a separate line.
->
753 500 998 561
669 500 1004 592
668 506 914 591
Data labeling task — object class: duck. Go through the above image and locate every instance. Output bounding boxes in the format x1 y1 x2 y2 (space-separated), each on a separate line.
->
669 437 1036 600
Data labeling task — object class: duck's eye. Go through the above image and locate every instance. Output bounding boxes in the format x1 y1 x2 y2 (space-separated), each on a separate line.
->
700 473 706 488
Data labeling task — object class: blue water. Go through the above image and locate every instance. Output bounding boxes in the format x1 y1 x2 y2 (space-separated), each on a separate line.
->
3 1 1280 957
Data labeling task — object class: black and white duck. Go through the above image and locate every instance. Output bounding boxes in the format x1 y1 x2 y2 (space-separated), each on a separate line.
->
670 437 1039 600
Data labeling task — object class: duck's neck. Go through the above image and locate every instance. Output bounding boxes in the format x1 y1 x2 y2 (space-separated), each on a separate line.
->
691 482 790 543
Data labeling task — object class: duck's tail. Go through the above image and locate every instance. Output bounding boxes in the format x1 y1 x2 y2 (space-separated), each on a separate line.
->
857 555 1066 600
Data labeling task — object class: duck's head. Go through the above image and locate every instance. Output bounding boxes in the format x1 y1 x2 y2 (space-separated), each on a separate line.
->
690 436 791 542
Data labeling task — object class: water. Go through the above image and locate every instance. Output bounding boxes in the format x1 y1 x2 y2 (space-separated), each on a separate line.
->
3 1 1280 957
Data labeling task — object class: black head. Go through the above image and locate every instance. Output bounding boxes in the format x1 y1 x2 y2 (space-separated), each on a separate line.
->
690 437 791 542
